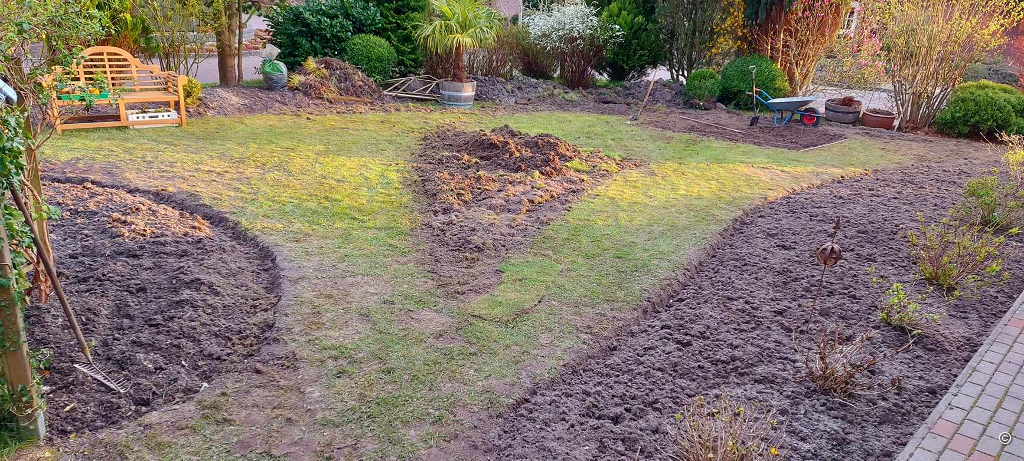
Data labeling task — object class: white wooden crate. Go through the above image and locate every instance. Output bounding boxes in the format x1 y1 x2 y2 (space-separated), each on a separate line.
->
126 109 178 129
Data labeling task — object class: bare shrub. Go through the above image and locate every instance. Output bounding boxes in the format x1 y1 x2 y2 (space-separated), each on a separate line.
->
673 395 785 461
466 23 521 80
957 133 1024 231
906 215 1006 291
802 325 912 398
511 23 557 80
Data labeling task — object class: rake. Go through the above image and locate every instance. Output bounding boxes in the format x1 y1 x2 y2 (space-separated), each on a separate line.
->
10 187 128 393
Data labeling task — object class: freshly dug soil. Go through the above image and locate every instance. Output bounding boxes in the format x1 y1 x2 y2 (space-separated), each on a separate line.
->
473 75 685 110
480 158 1024 460
643 109 847 151
25 180 280 437
414 125 633 299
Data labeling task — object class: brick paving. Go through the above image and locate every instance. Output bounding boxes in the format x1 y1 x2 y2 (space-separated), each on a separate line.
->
898 291 1024 461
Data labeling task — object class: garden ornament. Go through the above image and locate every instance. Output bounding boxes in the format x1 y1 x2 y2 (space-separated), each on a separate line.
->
811 217 843 311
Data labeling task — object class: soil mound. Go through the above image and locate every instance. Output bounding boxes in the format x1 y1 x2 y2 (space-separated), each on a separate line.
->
27 181 280 437
57 183 211 239
415 125 632 299
289 57 381 101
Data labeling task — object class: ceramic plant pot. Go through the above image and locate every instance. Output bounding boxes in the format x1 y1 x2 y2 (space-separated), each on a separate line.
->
861 108 896 130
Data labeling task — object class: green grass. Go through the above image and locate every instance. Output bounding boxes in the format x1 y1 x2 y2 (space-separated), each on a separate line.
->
37 110 900 459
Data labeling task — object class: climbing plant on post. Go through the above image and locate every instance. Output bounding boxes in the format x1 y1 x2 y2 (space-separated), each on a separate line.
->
0 107 45 441
0 0 104 297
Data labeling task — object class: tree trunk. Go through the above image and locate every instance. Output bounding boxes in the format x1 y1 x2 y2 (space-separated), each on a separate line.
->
215 1 240 86
453 46 467 83
236 0 244 85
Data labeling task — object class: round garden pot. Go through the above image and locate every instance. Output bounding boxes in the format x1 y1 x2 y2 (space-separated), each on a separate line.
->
861 108 897 130
440 80 476 108
824 98 862 124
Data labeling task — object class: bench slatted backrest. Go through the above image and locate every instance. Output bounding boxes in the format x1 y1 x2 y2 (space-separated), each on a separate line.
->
73 46 169 93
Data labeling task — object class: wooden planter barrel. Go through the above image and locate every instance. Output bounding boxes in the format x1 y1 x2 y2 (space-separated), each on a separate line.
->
440 80 476 108
824 98 862 124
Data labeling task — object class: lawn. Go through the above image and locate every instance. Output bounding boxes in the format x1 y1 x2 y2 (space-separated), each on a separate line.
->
38 110 901 459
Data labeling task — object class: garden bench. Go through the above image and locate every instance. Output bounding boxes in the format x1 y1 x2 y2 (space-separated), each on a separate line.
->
49 46 187 132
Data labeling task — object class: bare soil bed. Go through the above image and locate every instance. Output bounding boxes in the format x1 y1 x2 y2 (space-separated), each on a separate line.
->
642 110 848 151
25 180 280 438
413 125 633 299
477 157 1024 460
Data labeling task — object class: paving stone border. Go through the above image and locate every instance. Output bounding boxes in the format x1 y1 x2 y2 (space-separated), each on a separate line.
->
898 290 1024 461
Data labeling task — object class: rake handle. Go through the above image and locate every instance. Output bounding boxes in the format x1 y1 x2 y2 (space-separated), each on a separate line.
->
9 186 92 363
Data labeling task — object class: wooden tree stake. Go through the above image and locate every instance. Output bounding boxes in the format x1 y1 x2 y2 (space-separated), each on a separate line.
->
0 198 44 439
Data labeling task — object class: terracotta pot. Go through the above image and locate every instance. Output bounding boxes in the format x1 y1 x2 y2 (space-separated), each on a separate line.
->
861 108 896 130
824 98 862 124
439 80 476 108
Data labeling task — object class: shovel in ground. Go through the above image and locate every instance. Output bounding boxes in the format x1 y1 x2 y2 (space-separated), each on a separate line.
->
749 66 760 126
9 187 128 393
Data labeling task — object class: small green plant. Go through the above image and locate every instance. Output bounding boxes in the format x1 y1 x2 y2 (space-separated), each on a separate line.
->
907 214 1006 290
182 76 202 107
674 395 785 461
719 55 790 110
686 68 721 109
878 283 940 335
565 158 591 173
343 34 398 82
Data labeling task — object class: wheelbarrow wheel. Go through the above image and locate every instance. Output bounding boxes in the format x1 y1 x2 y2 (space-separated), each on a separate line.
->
801 108 822 127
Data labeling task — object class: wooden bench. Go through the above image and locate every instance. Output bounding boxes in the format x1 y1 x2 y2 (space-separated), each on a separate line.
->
50 46 187 132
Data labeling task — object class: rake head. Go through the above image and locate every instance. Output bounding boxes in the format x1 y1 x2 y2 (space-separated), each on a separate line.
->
75 362 129 393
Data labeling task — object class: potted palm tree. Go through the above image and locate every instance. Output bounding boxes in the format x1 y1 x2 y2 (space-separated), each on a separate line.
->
418 0 502 107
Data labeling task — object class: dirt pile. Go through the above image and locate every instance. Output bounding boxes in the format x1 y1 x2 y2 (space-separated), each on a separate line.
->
55 182 210 239
28 181 280 437
289 57 381 101
415 125 632 299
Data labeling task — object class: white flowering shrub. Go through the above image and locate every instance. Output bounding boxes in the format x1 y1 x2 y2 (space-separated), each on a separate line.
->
522 1 621 88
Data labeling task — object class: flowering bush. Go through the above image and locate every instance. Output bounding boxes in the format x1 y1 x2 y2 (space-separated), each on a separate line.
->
522 1 621 89
865 0 1024 130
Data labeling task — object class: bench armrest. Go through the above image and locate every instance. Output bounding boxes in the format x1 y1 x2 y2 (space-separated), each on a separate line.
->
164 72 187 95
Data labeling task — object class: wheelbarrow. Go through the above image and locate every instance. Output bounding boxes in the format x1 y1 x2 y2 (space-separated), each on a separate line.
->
750 88 822 127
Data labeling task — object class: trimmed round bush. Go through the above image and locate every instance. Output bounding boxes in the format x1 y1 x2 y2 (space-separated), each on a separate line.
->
719 55 790 110
686 68 720 109
935 80 1024 138
343 34 398 82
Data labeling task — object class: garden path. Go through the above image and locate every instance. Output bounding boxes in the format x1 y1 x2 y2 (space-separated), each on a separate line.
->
899 291 1024 461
